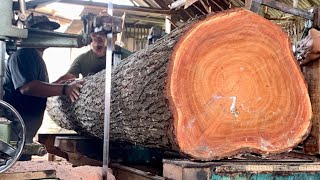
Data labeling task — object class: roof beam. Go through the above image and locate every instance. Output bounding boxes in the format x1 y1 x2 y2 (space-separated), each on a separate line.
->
170 0 186 9
13 0 59 10
152 0 169 9
126 14 165 24
58 0 173 15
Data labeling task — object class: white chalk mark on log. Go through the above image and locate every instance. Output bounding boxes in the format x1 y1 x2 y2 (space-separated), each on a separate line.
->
260 138 275 150
230 96 239 118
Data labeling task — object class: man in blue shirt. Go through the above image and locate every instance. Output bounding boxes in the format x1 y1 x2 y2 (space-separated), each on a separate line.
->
3 16 84 160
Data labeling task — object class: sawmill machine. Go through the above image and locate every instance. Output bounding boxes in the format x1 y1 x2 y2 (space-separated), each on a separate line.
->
0 0 122 173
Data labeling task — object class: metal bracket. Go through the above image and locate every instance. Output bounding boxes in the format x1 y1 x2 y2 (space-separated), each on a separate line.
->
94 14 123 34
0 0 27 39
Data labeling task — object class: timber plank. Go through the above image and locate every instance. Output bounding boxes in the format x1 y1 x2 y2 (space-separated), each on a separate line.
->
0 170 56 180
303 60 320 154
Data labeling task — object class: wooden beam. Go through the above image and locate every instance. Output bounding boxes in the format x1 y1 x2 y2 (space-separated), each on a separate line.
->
64 20 83 34
313 7 320 29
125 23 153 29
59 0 173 15
183 9 195 19
153 0 170 9
245 0 253 10
13 0 59 10
137 0 161 8
126 14 165 24
129 0 137 6
293 0 299 8
303 61 320 155
170 0 186 9
177 9 191 22
258 0 313 20
29 10 73 24
185 0 200 8
306 0 317 6
111 163 164 180
210 0 224 10
138 0 152 7
192 3 206 15
200 0 210 13
0 170 56 180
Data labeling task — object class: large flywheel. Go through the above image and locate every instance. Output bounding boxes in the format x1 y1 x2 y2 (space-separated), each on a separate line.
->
0 100 25 173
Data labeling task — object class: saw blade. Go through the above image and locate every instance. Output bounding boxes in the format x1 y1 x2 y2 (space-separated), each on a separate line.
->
102 0 113 179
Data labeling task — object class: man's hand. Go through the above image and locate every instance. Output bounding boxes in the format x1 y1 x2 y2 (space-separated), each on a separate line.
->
65 80 85 102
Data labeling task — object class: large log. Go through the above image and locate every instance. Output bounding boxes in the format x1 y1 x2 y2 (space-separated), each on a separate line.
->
47 8 312 160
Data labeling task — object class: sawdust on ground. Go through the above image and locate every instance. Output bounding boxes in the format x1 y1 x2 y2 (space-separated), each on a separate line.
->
6 160 115 180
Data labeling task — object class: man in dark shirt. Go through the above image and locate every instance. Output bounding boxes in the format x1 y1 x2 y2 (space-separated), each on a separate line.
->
3 16 84 160
56 32 107 81
55 31 132 82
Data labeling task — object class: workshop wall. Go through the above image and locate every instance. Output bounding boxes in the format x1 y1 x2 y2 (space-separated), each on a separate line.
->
43 46 90 82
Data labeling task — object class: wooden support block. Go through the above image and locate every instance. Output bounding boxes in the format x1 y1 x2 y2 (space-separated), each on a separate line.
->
302 61 320 154
48 153 56 161
163 163 211 180
0 170 56 180
313 7 320 29
111 163 164 180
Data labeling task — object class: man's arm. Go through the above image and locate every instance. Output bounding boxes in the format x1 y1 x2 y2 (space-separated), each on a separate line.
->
53 73 76 84
19 80 84 102
8 49 84 102
54 53 85 83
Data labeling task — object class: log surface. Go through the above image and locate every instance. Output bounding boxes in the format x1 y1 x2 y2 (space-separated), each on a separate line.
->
47 8 312 160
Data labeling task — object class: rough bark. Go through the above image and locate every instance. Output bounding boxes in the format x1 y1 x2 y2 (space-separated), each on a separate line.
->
47 8 312 160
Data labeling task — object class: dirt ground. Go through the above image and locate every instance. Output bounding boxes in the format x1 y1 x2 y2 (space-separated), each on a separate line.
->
6 156 115 180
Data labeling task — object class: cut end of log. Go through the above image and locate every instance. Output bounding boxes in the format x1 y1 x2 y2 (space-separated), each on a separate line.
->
168 8 312 160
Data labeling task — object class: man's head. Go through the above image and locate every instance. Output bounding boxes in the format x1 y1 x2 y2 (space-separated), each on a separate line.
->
26 16 60 52
90 32 106 55
26 15 60 31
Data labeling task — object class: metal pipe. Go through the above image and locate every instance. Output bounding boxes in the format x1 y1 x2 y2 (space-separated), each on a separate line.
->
0 41 6 99
19 0 27 15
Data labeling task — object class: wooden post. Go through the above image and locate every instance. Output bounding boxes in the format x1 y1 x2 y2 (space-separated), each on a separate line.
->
313 7 320 29
246 0 261 13
48 153 56 161
303 61 320 154
0 170 56 180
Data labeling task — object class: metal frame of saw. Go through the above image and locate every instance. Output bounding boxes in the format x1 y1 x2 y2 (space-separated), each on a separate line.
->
0 0 122 174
